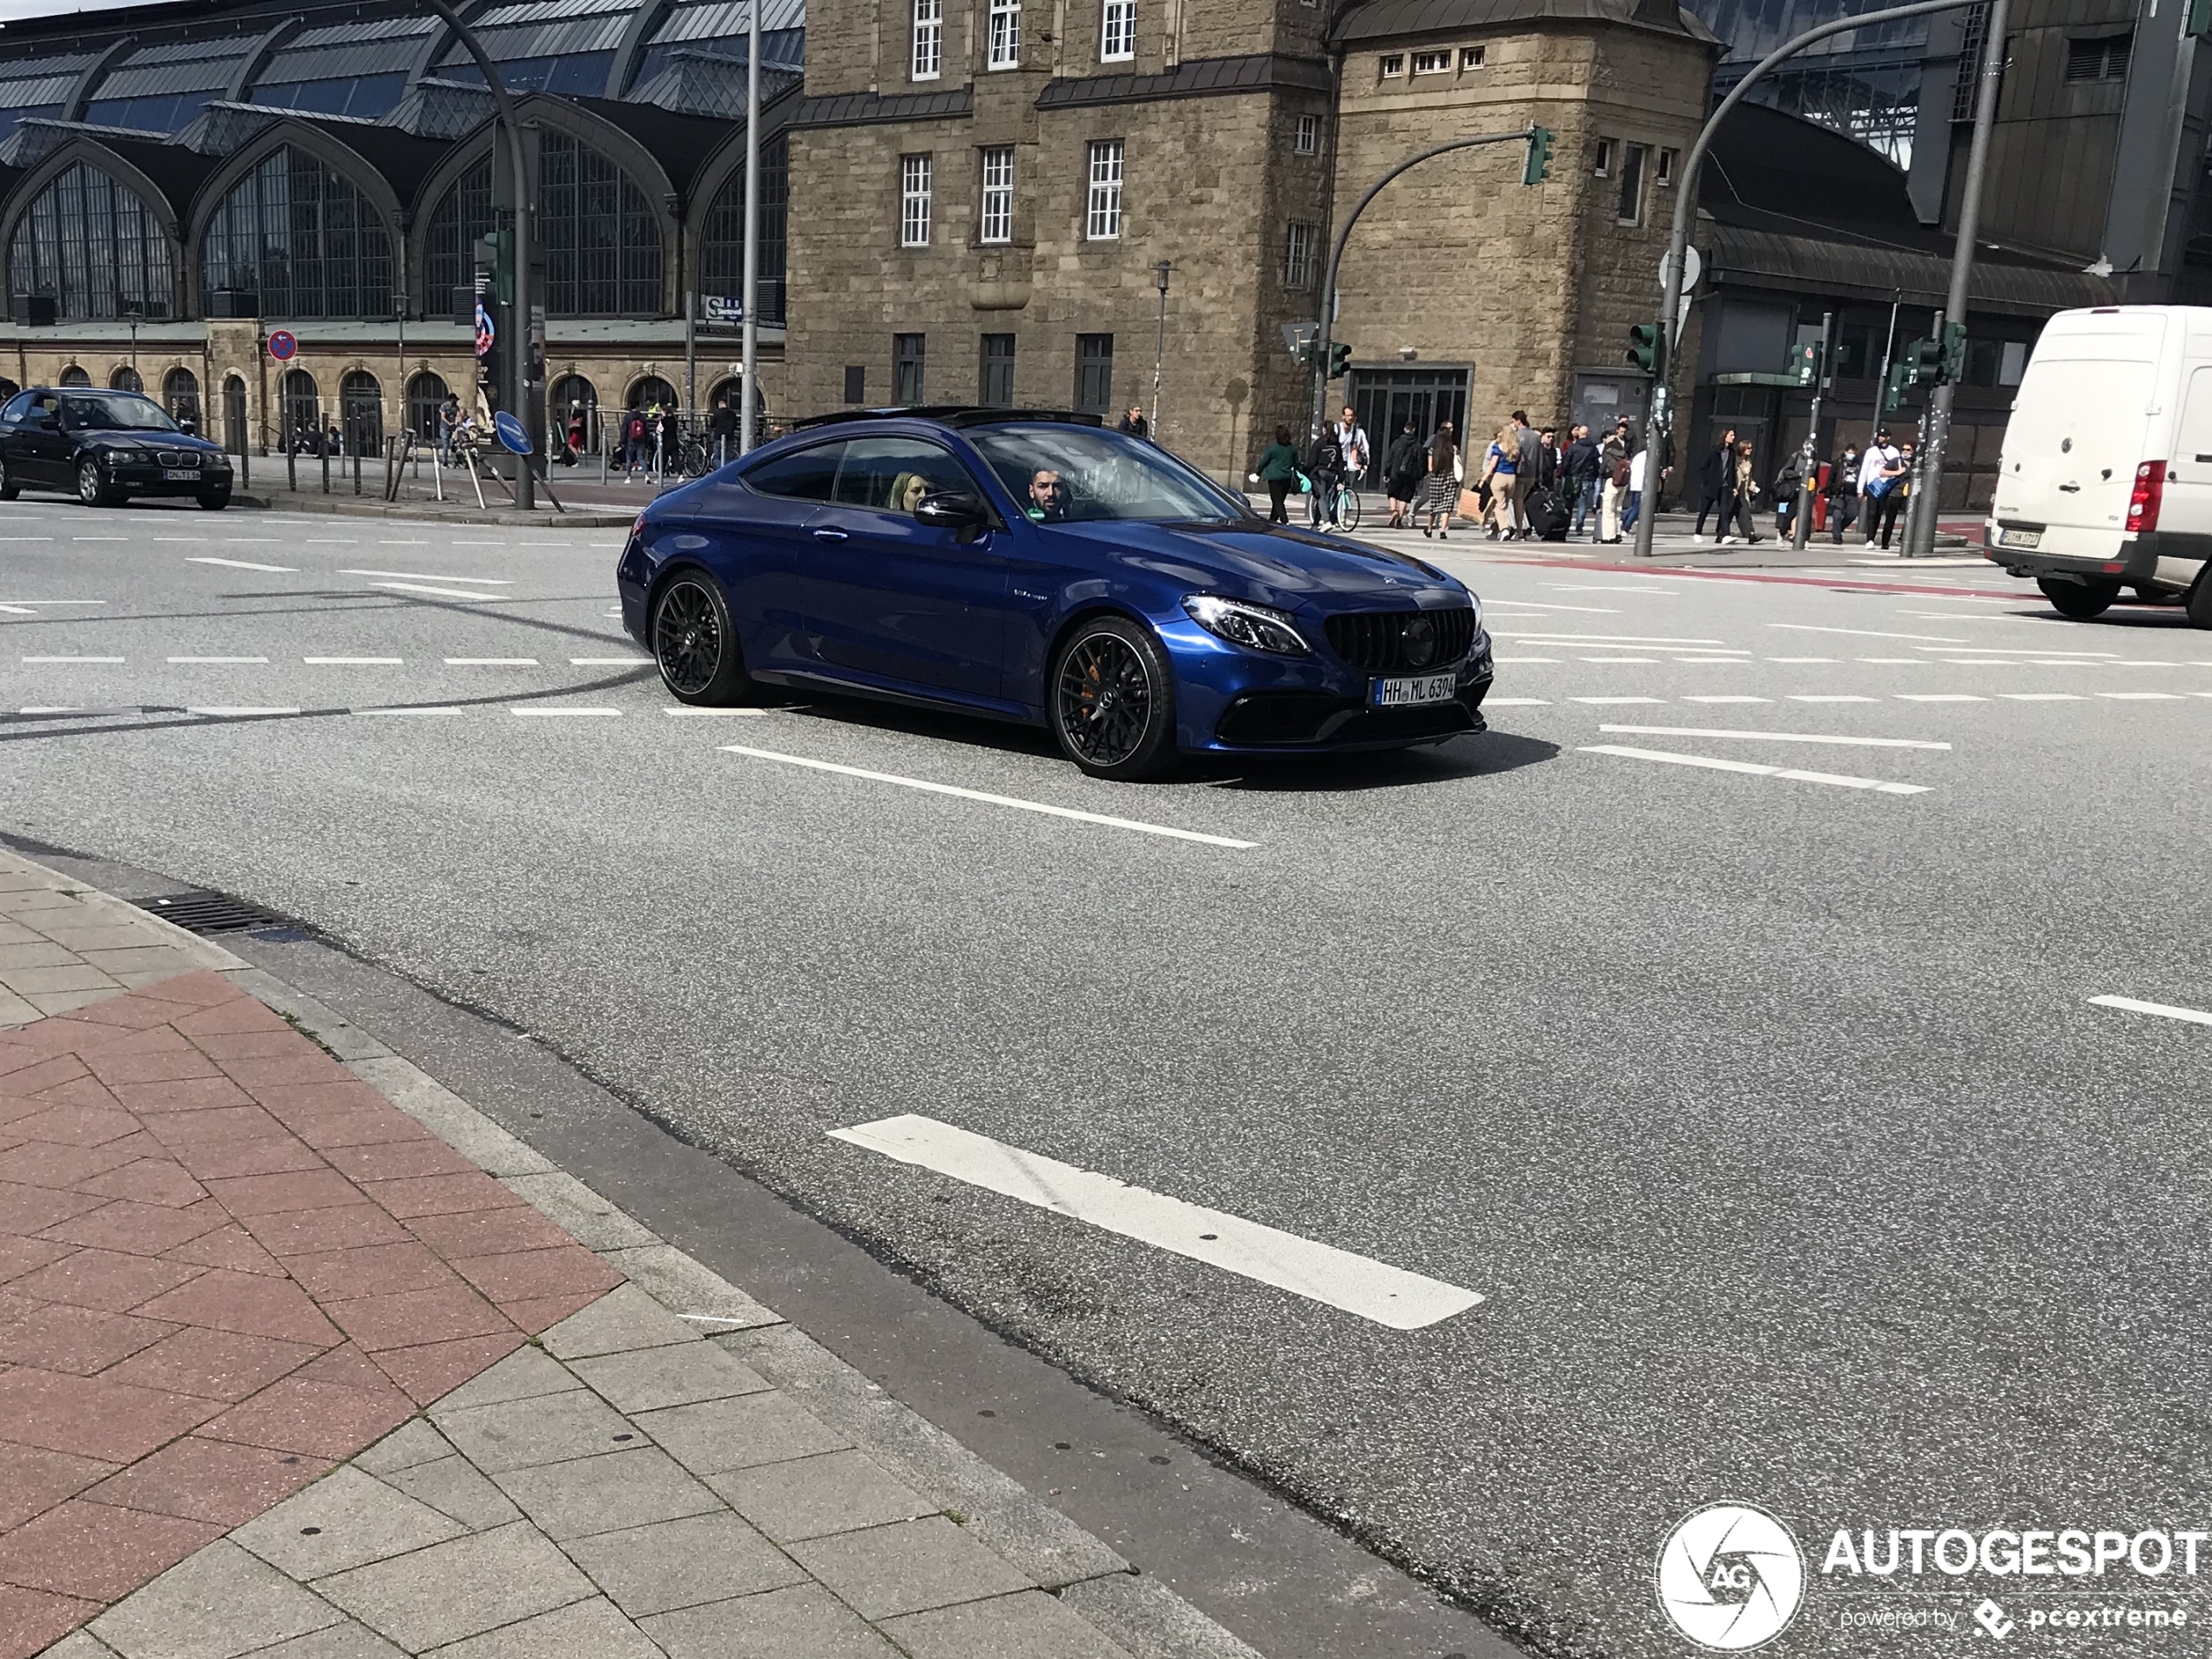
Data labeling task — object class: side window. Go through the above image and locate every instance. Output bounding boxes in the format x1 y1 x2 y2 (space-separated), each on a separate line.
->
0 393 31 423
828 435 978 513
2177 368 2212 465
741 441 845 501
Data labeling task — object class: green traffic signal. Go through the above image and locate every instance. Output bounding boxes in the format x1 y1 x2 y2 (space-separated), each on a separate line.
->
1523 126 1555 186
1627 323 1660 374
1901 336 1942 388
1328 342 1352 380
1939 320 1968 384
1883 357 1913 414
1787 341 1821 388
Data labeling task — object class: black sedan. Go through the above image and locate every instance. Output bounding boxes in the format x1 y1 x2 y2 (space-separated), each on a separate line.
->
0 388 233 509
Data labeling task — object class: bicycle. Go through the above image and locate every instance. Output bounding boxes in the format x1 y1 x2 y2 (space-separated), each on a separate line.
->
1324 480 1362 533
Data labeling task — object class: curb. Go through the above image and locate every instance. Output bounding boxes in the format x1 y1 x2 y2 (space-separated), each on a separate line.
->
230 491 635 528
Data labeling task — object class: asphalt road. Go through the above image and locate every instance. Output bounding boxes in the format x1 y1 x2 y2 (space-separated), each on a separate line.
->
5 493 2210 1658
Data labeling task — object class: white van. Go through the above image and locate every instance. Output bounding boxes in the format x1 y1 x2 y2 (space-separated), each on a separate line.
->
1986 305 2212 625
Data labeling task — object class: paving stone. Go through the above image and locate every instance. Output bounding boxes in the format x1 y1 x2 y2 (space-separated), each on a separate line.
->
560 1511 806 1619
0 1303 178 1376
493 1447 720 1541
0 1367 223 1463
33 1631 117 1658
84 1437 328 1527
570 1343 771 1415
232 1466 466 1579
379 1455 520 1534
348 1419 452 1478
199 1372 415 1461
344 1058 553 1180
640 1584 902 1659
634 1392 848 1478
0 1499 223 1602
788 1517 1034 1620
431 1387 633 1474
0 1442 116 1532
707 1451 934 1544
420 1595 663 1659
0 1585 103 1657
536 1285 700 1361
596 1246 781 1332
370 1333 526 1407
231 1620 403 1658
89 1541 341 1659
426 1345 578 1413
500 1174 656 1251
104 1326 321 1404
881 1590 1135 1659
312 1521 595 1651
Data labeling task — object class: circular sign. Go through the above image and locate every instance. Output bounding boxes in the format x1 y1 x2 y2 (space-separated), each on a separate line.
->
492 410 533 455
1655 1503 1804 1651
267 330 297 361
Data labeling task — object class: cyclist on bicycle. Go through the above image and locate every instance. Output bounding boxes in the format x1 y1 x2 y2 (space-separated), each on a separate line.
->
1305 429 1343 529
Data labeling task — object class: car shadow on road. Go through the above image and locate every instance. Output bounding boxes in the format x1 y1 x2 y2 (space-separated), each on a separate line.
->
1203 730 1560 792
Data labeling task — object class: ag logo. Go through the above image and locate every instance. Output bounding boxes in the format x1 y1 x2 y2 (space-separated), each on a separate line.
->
1656 1503 1804 1651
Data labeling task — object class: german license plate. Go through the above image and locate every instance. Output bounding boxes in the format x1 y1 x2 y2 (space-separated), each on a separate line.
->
2000 525 2041 549
1372 673 1457 708
162 469 200 482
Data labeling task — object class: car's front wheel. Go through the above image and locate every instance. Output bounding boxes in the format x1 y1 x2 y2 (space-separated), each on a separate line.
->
76 457 119 509
2189 569 2212 631
652 570 752 705
2038 577 2119 619
1050 617 1178 781
0 458 17 502
198 489 230 511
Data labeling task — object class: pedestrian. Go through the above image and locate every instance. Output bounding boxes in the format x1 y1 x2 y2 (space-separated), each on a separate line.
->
1533 426 1562 491
1598 418 1631 543
659 403 681 475
435 393 461 463
1422 421 1458 540
708 395 738 467
622 404 648 477
1826 444 1862 543
1870 439 1913 550
1305 426 1344 528
563 400 587 465
1118 403 1150 439
1772 451 1804 539
1256 423 1301 524
1509 408 1540 537
1692 426 1737 542
1479 422 1520 540
1623 442 1649 533
1384 420 1424 528
1561 422 1601 538
1858 428 1902 543
1333 404 1371 492
1718 440 1763 543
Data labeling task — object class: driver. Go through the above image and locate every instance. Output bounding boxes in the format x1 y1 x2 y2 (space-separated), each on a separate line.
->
1028 469 1070 522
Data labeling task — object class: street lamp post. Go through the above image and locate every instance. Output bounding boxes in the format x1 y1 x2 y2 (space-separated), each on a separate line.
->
738 0 760 454
1635 0 2000 561
1150 260 1170 436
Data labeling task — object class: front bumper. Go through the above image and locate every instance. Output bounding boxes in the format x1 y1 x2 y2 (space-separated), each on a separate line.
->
108 461 230 496
1164 618 1494 753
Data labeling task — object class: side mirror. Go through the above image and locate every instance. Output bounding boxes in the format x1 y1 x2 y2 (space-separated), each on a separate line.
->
25 410 54 430
914 490 990 541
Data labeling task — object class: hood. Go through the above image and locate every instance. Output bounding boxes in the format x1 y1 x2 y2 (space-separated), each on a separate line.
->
80 429 222 452
1049 519 1467 610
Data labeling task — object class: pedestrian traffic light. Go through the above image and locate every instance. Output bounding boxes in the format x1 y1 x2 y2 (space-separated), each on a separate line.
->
1328 341 1352 380
1787 340 1821 388
1901 335 1943 388
1939 320 1968 384
1882 357 1913 414
1522 125 1555 185
1627 323 1660 374
473 230 515 307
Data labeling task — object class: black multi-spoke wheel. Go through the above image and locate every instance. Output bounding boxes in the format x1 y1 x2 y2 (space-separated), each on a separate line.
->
1049 617 1177 781
652 572 751 705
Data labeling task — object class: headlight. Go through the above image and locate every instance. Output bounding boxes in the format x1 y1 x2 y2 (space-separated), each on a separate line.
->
105 448 149 465
1182 594 1310 655
1469 593 1484 633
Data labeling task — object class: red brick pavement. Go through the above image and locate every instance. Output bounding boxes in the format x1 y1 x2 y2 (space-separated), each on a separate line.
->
0 971 624 1657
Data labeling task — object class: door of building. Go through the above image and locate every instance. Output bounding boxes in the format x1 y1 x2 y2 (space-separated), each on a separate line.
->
1346 368 1468 489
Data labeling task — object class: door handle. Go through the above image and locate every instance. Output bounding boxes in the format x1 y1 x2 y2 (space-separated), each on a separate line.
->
812 528 848 541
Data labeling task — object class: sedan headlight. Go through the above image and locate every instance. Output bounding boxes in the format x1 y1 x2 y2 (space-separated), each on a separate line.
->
1182 594 1310 656
105 447 151 465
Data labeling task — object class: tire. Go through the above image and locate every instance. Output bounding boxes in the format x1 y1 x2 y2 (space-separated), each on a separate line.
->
651 570 752 705
1049 616 1179 782
76 457 118 509
2188 568 2212 631
198 489 230 511
2038 577 2119 620
1335 487 1361 533
0 460 16 502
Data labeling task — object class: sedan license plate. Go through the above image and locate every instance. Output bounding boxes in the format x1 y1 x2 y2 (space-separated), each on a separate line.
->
162 469 200 482
2000 525 2041 550
1372 672 1457 708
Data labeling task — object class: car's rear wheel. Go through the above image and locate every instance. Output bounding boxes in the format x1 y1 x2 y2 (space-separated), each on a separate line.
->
2188 568 2212 631
0 458 17 501
652 570 751 705
1050 617 1178 782
2038 577 2119 619
77 457 119 509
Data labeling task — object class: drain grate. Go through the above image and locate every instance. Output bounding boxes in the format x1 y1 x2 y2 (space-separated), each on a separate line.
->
135 892 302 936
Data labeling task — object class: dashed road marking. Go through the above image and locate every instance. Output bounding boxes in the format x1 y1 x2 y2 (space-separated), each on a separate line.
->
1570 696 1666 705
187 556 298 573
572 657 651 665
2098 691 2183 700
1682 696 1770 705
167 657 268 664
1484 698 1550 705
2089 995 2212 1028
512 706 622 717
445 658 539 666
20 655 123 664
2001 693 2087 701
1598 725 1951 751
341 569 513 585
1581 745 1930 795
372 582 515 602
664 706 772 716
304 656 402 665
1895 694 1986 702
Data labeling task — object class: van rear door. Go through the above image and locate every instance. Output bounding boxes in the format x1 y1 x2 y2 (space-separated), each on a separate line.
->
1993 311 2167 563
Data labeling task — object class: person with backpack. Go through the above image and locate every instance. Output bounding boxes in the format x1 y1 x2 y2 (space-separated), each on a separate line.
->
1826 444 1862 543
709 395 739 466
1857 428 1902 542
1597 418 1631 543
1771 452 1804 540
1305 427 1344 528
1561 423 1601 538
1869 438 1913 550
622 404 649 478
1383 420 1425 528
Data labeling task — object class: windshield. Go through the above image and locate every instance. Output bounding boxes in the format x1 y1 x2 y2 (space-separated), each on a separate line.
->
968 424 1250 524
61 393 179 433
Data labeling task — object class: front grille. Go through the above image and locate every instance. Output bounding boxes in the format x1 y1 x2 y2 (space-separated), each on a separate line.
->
1323 606 1476 674
135 892 301 936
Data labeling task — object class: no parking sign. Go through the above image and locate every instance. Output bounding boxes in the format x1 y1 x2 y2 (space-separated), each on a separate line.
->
266 330 297 361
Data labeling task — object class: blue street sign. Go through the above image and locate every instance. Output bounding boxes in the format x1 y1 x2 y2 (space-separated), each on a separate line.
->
492 410 532 455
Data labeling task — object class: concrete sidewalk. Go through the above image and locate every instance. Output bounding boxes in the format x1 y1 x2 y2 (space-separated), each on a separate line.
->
0 853 1256 1659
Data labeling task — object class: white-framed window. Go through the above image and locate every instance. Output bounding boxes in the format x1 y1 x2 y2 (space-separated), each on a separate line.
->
1101 0 1136 61
900 153 933 246
1294 112 1318 154
1413 49 1450 72
1284 220 1316 290
1379 52 1405 75
979 145 1014 244
1593 138 1613 177
988 0 1022 69
1086 138 1123 239
1656 147 1676 185
911 0 942 80
1460 45 1484 69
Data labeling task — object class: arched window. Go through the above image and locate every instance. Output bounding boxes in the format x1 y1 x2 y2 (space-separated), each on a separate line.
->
423 158 494 316
7 164 173 322
405 371 448 442
699 135 788 326
280 366 319 442
549 372 597 448
58 365 91 387
164 367 200 427
341 369 382 450
222 374 247 454
538 131 660 316
110 365 142 393
201 146 394 320
628 374 677 410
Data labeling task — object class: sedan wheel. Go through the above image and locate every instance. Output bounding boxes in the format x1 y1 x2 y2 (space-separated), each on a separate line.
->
651 572 752 705
2037 577 2119 620
77 457 117 509
0 458 17 502
1050 617 1178 781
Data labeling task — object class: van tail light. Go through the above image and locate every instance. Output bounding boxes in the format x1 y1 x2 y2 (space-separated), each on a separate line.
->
2127 462 2165 535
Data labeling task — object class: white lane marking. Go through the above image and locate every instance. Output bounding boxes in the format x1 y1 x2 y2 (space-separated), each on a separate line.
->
305 538 357 544
185 705 300 717
1670 657 1749 664
304 656 402 665
1776 624 1967 643
1484 698 1550 705
1569 696 1665 705
2030 659 2101 667
167 656 268 664
1766 657 1838 664
1581 745 1930 795
2118 661 2181 668
71 536 128 543
220 538 283 543
1936 658 2020 666
1600 725 1952 751
1857 658 1925 664
1790 695 1877 703
1683 696 1770 705
1578 656 1657 664
187 556 298 573
2098 691 2183 700
1895 694 1986 702
378 539 429 545
571 657 651 665
2001 693 2087 701
1548 584 1676 593
1494 632 1726 645
21 655 124 664
2090 995 2212 1028
827 1113 1480 1329
1912 646 2115 657
445 657 540 666
0 536 55 543
723 744 1258 849
513 706 621 717
372 582 515 602
664 706 772 716
354 706 462 717
1481 601 1617 613
1494 656 1559 664
341 569 514 585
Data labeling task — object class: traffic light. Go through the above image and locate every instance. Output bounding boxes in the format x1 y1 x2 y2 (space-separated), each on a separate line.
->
1901 336 1943 388
1627 323 1660 374
1328 341 1352 380
1291 335 1317 369
474 230 515 307
1522 125 1554 185
1787 340 1822 388
1939 320 1968 384
1882 357 1913 414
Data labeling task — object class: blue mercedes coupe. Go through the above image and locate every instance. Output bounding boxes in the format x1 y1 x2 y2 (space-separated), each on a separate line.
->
615 409 1494 780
